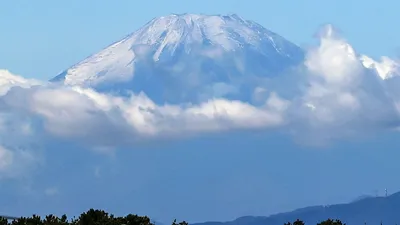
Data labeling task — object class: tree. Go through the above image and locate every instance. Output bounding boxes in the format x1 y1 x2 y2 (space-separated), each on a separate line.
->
293 219 305 225
317 219 345 225
124 214 152 225
0 209 352 225
0 217 7 225
78 209 111 225
172 219 188 225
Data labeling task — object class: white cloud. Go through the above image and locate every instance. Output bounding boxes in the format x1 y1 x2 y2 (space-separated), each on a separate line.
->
285 25 400 144
2 24 400 177
0 70 41 95
0 84 286 146
360 55 400 80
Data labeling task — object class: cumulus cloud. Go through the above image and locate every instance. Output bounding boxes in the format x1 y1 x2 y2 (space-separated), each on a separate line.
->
285 25 400 144
0 70 41 95
0 85 287 147
361 55 400 80
2 24 400 177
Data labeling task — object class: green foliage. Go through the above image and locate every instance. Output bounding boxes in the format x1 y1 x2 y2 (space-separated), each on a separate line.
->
285 219 346 225
171 219 188 225
1 210 159 225
317 219 345 225
0 217 8 225
285 219 305 225
2 211 348 225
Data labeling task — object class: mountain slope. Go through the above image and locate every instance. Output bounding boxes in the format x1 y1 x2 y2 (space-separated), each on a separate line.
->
51 13 304 103
193 192 400 225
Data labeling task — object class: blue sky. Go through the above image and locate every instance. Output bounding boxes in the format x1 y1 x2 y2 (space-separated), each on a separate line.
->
1 0 400 224
0 0 399 79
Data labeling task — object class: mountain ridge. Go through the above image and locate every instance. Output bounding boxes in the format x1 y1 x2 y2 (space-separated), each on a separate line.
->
50 13 400 101
50 13 305 104
192 192 400 225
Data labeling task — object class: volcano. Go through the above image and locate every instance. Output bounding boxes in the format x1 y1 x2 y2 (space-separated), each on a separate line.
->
51 13 305 103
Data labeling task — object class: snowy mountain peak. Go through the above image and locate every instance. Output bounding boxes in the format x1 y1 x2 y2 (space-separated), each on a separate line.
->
360 55 400 79
128 13 299 60
51 13 305 102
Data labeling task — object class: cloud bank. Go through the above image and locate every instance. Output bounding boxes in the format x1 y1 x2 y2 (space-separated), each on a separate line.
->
1 25 400 178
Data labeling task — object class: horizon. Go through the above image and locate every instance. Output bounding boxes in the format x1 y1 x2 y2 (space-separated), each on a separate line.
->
1 190 398 222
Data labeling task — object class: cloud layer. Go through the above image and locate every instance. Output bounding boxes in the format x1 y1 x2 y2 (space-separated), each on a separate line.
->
1 25 400 178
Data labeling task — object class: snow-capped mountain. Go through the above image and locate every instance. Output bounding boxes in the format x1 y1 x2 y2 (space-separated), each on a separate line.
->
360 55 400 80
51 13 304 103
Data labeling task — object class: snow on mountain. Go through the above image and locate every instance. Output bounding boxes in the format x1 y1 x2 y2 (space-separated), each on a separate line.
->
51 13 305 103
360 55 400 79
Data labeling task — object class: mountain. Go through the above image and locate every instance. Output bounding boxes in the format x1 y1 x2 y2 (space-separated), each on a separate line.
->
51 13 304 103
193 192 400 225
360 55 400 80
351 194 374 203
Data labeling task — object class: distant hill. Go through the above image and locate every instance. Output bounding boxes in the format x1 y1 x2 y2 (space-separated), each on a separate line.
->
193 192 400 225
0 215 19 220
351 195 375 203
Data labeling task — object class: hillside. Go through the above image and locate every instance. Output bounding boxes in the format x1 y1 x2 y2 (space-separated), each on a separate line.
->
194 192 400 225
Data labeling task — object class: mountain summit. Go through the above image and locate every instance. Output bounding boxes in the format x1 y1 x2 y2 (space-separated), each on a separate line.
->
51 13 304 103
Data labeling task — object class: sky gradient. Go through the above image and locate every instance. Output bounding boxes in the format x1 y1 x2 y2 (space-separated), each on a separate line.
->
1 0 400 224
0 0 399 79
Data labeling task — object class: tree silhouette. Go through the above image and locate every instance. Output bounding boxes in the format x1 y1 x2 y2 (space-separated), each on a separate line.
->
317 219 345 225
0 217 7 225
172 219 188 225
293 219 305 225
1 210 350 225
